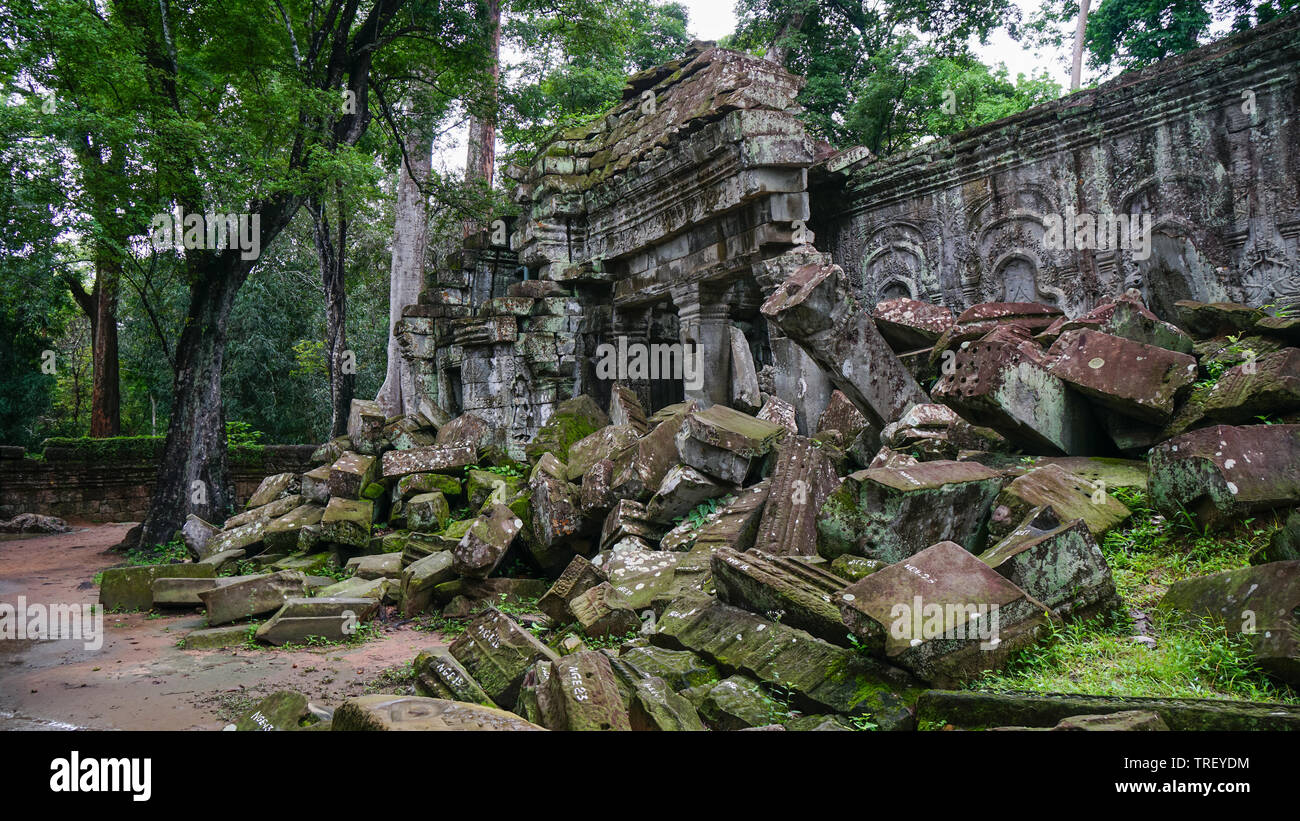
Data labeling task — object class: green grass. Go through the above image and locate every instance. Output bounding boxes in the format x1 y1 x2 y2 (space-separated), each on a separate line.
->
412 613 469 637
970 488 1296 704
577 629 641 651
364 661 416 694
124 538 190 566
1100 487 1275 611
219 558 263 577
974 612 1297 703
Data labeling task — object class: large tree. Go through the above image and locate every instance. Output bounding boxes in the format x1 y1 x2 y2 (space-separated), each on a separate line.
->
7 0 485 549
0 101 74 448
731 0 1042 154
499 0 691 158
1024 0 1299 75
375 118 433 418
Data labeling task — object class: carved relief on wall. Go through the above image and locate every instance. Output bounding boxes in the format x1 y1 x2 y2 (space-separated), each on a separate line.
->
508 373 535 444
972 210 1076 311
1243 243 1298 307
1274 221 1300 308
1121 175 1225 318
859 219 942 305
961 185 1080 310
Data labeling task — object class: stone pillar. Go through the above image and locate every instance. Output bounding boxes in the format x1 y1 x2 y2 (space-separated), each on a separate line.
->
672 282 731 408
607 304 653 413
768 331 832 435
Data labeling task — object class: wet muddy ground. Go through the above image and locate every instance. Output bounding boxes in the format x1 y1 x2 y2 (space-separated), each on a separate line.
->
0 524 446 730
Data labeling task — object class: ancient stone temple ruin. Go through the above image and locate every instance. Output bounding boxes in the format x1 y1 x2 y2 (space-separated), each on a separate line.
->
395 16 1299 451
107 16 1300 733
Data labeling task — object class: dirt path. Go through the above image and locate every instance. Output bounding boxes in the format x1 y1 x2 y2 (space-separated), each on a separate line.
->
0 523 447 730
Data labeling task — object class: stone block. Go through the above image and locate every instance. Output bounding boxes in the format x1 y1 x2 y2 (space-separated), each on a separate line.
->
836 541 1051 686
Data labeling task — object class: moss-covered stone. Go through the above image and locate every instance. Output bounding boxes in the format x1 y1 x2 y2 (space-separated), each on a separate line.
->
525 395 609 462
829 554 883 582
414 646 498 708
697 675 775 730
330 695 545 731
816 461 1003 563
466 469 522 511
448 608 560 707
99 563 215 612
986 463 1131 543
406 491 450 533
653 595 921 728
1149 424 1300 528
917 689 1300 731
234 690 311 731
396 472 462 500
319 497 374 549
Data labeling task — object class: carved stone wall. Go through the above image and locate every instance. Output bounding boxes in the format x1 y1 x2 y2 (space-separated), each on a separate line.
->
400 43 835 441
809 14 1300 321
395 18 1300 449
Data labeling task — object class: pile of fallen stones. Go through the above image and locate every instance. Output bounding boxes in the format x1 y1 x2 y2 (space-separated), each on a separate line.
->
0 512 71 533
99 276 1300 730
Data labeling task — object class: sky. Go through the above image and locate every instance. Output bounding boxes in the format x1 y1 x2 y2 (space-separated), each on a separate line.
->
433 0 1077 173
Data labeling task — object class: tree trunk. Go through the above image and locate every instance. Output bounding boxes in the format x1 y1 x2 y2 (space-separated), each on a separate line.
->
135 260 248 549
122 0 392 550
88 256 122 437
68 137 125 438
463 0 501 237
310 194 354 437
1071 0 1091 91
763 12 805 65
376 128 431 417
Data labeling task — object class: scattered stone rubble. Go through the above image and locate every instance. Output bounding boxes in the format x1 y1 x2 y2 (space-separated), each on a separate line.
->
0 512 71 533
86 34 1300 730
92 286 1300 731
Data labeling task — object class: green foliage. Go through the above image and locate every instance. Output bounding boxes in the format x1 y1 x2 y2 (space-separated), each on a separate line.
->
848 714 879 731
41 435 164 460
1102 487 1274 610
579 629 641 650
364 661 417 694
494 593 541 618
828 37 1062 155
0 100 75 447
845 632 874 657
1262 301 1297 319
673 494 736 532
971 487 1293 703
37 434 268 465
500 0 693 158
125 538 190 566
732 0 1048 155
0 0 487 454
412 613 469 637
467 463 526 480
218 559 262 578
973 611 1297 703
1023 0 1299 76
224 421 263 448
762 672 800 724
